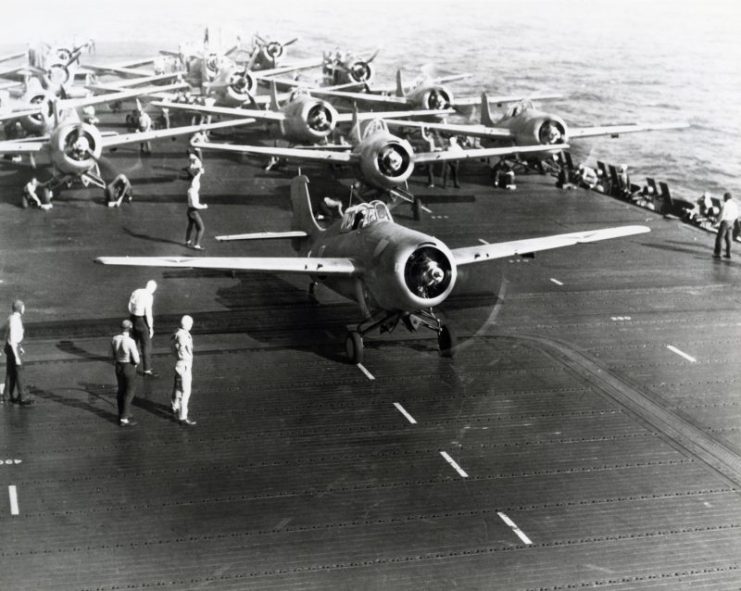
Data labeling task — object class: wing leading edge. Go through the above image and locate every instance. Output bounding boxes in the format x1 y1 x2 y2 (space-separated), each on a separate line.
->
452 225 650 266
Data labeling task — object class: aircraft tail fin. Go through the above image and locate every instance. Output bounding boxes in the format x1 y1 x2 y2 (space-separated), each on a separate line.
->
481 92 495 127
269 80 280 111
395 70 405 98
290 174 323 251
349 102 361 145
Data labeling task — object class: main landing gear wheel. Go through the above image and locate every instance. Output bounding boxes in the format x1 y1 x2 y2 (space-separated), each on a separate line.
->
345 331 364 364
437 324 456 357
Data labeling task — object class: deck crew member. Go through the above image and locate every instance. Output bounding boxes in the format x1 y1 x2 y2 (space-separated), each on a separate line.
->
2 300 34 406
111 319 139 426
105 174 133 207
137 104 153 155
170 315 197 426
441 136 462 189
185 173 208 250
714 192 738 259
128 280 158 376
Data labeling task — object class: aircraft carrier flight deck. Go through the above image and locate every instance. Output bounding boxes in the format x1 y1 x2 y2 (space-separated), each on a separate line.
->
1 125 740 589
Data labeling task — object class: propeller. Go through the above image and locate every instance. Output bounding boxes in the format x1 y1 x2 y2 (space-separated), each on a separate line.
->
404 246 453 299
306 102 333 133
377 144 409 177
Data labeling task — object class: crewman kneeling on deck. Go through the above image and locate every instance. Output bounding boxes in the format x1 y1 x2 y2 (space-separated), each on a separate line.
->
495 161 516 190
105 174 133 208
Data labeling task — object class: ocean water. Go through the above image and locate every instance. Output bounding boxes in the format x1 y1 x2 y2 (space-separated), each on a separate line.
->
3 0 740 199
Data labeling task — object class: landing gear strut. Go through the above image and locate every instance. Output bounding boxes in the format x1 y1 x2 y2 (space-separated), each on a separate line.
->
344 307 456 363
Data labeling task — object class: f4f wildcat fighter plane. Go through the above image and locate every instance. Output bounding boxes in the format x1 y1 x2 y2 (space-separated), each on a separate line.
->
96 175 649 363
382 93 690 157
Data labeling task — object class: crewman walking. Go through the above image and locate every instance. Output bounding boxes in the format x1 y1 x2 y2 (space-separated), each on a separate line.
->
111 319 139 426
128 280 158 376
2 299 35 406
170 315 197 426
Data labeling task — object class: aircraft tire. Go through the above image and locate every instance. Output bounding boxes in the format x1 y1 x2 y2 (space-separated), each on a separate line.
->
438 324 456 357
345 331 364 364
412 197 422 221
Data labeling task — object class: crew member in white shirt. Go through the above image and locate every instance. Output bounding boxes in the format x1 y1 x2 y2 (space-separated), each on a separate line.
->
171 315 197 426
128 280 157 376
714 192 738 259
2 299 34 405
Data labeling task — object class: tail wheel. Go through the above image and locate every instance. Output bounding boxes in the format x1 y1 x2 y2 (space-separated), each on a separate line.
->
345 331 364 364
438 324 456 357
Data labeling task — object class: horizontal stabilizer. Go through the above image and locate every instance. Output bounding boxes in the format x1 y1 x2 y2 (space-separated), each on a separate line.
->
216 231 309 241
452 225 650 266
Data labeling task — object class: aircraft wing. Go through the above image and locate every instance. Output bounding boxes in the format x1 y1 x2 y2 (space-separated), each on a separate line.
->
335 108 455 124
82 63 155 78
0 108 48 123
451 225 650 266
569 122 690 139
302 87 409 106
86 72 183 91
100 117 257 149
0 139 45 154
453 92 564 107
253 59 324 78
193 140 355 163
384 118 513 139
0 51 25 65
95 255 361 276
151 100 286 122
60 83 188 110
414 143 567 163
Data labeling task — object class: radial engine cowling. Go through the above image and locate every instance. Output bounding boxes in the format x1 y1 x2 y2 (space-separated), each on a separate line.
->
346 60 374 84
19 93 55 135
283 98 338 143
49 122 103 175
366 239 458 312
221 70 256 105
264 42 284 61
414 86 453 110
517 115 568 146
356 134 415 190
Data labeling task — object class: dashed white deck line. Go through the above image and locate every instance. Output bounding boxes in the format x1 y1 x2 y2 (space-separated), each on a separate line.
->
0 459 22 466
393 402 417 425
356 363 375 380
8 485 18 515
478 238 490 245
550 278 564 286
497 511 532 545
440 451 468 478
611 316 632 321
667 345 697 363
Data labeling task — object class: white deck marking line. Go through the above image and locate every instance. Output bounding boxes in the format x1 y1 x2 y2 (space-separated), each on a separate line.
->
440 451 468 478
356 363 375 380
497 511 532 545
667 345 697 363
393 402 417 425
8 485 18 515
478 238 489 244
550 278 564 286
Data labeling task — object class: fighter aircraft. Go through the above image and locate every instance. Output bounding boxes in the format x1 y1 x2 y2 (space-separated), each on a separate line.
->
153 81 455 146
188 108 566 202
156 29 321 108
322 49 381 86
245 35 299 71
0 40 96 99
96 174 650 363
0 91 255 191
382 93 690 156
